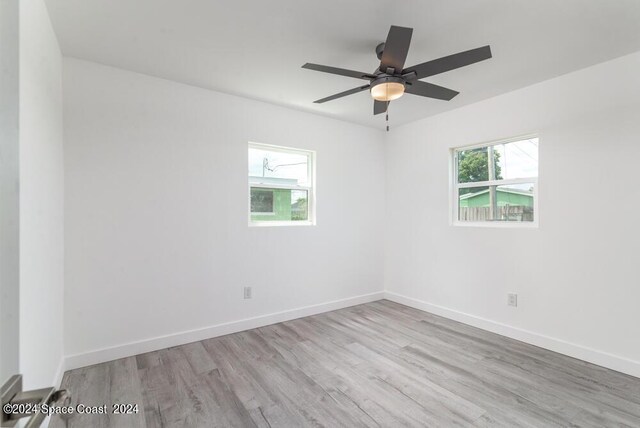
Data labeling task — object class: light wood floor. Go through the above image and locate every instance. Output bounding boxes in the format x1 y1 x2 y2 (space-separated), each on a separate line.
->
51 300 640 427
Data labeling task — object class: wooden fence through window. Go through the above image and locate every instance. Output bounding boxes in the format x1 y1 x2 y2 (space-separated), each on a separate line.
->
458 205 533 222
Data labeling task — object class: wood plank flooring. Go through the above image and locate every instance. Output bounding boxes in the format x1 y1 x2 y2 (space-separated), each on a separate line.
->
50 300 640 427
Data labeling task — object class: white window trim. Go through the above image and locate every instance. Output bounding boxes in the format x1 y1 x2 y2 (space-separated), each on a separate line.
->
248 142 316 227
451 134 539 228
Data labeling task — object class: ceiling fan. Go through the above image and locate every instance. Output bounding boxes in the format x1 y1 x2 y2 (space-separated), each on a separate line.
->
302 25 492 117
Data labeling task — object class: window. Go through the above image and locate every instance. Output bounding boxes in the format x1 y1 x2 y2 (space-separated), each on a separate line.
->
453 136 538 226
248 143 314 226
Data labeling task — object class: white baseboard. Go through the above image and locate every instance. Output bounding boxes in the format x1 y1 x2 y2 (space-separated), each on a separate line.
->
61 290 640 380
384 291 640 379
64 291 385 372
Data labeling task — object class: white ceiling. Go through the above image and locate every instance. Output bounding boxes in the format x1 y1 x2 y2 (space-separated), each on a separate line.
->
45 0 640 129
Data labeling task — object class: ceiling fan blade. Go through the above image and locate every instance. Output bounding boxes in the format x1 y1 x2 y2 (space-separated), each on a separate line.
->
373 100 388 115
402 45 492 79
302 63 377 80
313 85 370 103
405 80 459 101
380 26 413 74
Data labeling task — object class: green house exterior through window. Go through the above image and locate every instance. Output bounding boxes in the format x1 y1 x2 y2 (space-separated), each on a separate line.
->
250 186 308 222
458 188 533 208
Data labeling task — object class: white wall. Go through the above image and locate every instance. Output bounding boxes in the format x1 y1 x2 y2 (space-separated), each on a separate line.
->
385 51 640 376
19 0 64 389
63 58 385 361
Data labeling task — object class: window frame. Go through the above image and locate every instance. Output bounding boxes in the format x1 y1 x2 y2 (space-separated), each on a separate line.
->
451 135 539 228
248 142 316 227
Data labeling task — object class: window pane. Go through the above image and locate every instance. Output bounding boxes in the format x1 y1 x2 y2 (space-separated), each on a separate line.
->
457 148 493 184
249 147 309 186
457 137 538 183
291 189 308 221
493 138 538 180
250 187 308 222
250 189 274 213
458 183 535 222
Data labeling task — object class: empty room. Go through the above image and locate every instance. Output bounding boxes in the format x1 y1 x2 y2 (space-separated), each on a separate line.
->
2 0 640 426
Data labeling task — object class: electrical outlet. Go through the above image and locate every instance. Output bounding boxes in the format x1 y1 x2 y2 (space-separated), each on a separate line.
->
243 286 252 299
507 293 518 307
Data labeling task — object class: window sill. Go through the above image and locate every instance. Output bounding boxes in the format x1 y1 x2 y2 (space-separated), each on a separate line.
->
248 221 315 227
452 221 539 229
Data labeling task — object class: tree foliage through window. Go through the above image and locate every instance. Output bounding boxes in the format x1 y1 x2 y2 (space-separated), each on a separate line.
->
457 148 502 195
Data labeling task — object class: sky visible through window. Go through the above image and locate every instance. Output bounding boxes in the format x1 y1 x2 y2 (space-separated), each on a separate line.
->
248 147 309 186
495 138 538 179
496 138 538 191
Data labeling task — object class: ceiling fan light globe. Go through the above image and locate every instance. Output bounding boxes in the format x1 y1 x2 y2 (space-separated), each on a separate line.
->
370 81 405 102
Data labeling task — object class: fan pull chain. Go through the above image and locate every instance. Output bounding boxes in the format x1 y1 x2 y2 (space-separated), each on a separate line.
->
385 85 390 132
386 104 390 132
